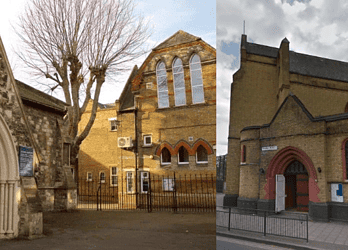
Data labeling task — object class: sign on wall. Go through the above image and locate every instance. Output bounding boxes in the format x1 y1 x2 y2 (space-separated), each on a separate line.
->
18 146 33 176
331 183 343 202
262 146 278 151
162 178 174 191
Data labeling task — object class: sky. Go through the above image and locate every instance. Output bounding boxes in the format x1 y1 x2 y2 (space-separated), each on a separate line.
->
216 0 348 155
0 0 215 104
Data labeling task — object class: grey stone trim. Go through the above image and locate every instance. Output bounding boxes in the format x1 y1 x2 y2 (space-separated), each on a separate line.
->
237 197 258 210
309 202 329 222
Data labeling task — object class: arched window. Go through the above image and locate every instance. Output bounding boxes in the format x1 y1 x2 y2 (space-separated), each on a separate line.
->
172 58 186 106
161 147 171 165
196 145 208 163
178 146 189 164
156 61 169 108
189 54 204 104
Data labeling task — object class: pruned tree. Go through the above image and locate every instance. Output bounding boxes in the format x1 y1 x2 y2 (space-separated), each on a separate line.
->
15 0 151 168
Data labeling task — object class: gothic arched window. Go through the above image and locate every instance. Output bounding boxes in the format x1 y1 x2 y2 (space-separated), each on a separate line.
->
161 147 171 165
178 146 189 164
172 58 186 106
189 54 205 104
156 61 169 108
196 145 208 163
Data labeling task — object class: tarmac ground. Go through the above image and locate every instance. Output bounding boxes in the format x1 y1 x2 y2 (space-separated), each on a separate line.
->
0 210 216 250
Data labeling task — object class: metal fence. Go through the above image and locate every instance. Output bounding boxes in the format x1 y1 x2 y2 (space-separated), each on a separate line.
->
216 206 308 242
77 173 216 212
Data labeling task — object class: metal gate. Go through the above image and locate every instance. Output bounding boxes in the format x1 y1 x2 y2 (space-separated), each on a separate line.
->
76 172 216 212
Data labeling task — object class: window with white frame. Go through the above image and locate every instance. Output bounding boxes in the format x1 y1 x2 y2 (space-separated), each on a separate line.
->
141 172 149 193
172 58 186 106
109 118 118 131
162 178 174 191
87 172 92 181
178 146 189 164
156 61 169 108
143 135 152 146
189 54 205 104
126 172 133 193
196 145 208 163
99 172 106 183
161 147 171 165
110 167 118 186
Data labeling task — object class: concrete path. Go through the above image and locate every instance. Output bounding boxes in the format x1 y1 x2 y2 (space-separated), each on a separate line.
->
0 210 216 250
217 193 348 249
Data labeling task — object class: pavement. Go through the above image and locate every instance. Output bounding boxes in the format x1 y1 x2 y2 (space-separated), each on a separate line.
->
216 193 348 250
0 210 216 250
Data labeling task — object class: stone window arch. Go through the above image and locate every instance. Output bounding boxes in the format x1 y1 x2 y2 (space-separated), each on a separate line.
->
189 54 204 104
172 57 186 106
156 61 169 108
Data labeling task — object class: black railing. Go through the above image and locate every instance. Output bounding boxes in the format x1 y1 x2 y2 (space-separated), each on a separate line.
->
76 173 216 212
216 206 308 242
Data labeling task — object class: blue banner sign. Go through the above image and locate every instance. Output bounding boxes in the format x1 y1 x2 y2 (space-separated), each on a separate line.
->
19 146 33 177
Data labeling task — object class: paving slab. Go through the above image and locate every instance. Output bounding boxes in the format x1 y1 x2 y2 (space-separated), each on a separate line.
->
0 210 216 250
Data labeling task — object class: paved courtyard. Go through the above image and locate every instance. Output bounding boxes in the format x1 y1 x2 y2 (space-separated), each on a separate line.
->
0 210 216 250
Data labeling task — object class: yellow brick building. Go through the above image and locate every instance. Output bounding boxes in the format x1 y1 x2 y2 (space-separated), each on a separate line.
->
79 31 216 199
224 34 348 222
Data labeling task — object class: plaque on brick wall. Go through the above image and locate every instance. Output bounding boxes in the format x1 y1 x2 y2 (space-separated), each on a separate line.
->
19 146 33 176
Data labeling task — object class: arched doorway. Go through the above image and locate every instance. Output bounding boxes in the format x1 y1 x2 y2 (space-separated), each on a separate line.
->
0 114 19 238
284 160 309 212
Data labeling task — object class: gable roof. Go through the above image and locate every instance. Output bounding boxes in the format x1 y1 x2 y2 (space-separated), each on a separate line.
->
153 30 201 51
16 80 67 113
244 37 348 83
242 94 348 132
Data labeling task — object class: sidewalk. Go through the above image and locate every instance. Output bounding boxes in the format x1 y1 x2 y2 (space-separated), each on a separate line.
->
216 193 348 250
0 210 216 250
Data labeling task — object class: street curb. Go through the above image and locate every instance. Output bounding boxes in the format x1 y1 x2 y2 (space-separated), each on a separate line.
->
216 231 323 250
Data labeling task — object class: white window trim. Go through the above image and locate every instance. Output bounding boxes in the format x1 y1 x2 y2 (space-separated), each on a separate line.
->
143 135 152 146
99 171 106 183
162 178 174 192
126 171 134 194
146 82 153 89
87 172 92 182
156 62 170 108
110 166 118 186
172 58 186 106
178 147 189 164
189 54 205 104
109 119 118 131
196 152 208 164
140 171 149 194
160 152 171 165
178 154 189 165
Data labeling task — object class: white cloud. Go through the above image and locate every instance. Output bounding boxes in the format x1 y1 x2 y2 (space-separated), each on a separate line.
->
217 0 348 156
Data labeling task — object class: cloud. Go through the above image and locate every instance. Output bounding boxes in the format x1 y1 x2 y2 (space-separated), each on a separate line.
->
217 0 348 156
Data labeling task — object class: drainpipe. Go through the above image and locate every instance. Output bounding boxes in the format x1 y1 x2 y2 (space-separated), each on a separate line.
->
134 96 139 208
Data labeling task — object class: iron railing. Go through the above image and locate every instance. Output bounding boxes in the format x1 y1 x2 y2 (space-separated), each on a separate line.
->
77 173 216 212
216 206 308 242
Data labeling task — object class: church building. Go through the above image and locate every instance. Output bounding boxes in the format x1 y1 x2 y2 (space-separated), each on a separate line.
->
224 34 348 222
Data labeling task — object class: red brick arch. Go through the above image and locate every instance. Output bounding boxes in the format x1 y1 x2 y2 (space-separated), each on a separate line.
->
155 142 175 156
174 141 194 155
264 146 320 202
192 139 213 155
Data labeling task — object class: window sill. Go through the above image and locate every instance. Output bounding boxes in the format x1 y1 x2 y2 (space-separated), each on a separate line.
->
109 130 118 132
155 102 209 112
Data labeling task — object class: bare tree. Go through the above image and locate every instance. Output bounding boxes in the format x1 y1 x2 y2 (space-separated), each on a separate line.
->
15 0 151 167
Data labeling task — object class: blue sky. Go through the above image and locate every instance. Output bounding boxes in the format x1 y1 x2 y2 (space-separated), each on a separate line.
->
0 0 215 104
217 0 348 155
